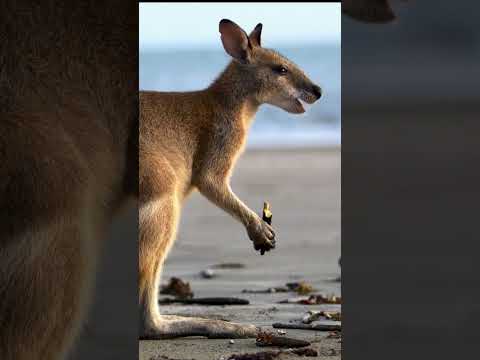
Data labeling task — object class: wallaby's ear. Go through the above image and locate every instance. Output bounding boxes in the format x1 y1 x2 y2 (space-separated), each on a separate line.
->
249 23 262 48
342 0 396 23
219 19 252 63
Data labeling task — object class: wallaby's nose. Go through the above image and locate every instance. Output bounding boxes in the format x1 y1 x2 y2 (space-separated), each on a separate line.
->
312 85 322 100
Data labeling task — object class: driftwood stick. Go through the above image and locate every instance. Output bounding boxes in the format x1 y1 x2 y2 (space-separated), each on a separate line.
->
227 347 318 359
158 297 249 305
272 321 341 331
256 331 310 348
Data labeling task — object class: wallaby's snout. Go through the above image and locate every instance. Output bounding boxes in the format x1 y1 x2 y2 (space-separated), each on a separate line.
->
312 84 322 100
285 79 322 114
218 19 322 115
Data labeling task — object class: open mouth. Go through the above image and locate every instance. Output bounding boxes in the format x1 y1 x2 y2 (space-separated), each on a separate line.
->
294 94 317 112
277 92 319 114
294 98 308 113
293 91 319 113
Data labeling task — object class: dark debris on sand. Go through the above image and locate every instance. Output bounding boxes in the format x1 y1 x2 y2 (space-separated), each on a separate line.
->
242 281 315 295
160 277 193 299
279 294 341 305
211 262 246 269
149 356 196 360
227 347 318 359
256 331 311 348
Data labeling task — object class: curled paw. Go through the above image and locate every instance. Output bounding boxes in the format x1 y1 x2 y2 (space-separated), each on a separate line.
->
247 217 276 255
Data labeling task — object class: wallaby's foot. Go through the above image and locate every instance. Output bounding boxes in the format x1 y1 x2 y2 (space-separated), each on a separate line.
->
140 315 258 339
247 216 276 255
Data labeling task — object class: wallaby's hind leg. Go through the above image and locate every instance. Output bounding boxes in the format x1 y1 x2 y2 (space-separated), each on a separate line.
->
0 216 96 360
139 193 180 336
139 179 257 339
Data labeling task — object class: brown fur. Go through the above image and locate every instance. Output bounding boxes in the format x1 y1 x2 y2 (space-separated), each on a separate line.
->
139 19 321 338
0 2 137 359
342 0 399 23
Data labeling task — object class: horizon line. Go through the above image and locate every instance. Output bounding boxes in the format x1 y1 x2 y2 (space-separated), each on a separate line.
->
140 40 341 53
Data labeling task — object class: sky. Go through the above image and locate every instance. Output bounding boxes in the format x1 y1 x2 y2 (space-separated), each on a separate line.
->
139 3 341 52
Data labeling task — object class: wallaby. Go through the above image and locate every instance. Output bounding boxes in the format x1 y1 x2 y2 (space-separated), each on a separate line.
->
139 19 322 339
0 3 137 360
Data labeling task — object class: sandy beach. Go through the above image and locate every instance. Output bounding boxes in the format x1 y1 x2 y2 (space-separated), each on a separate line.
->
141 148 341 360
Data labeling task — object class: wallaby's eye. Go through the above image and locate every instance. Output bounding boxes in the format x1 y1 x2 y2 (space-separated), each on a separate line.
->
273 66 288 75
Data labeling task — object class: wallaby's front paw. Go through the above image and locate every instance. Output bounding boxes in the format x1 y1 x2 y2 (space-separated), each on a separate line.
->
247 217 276 255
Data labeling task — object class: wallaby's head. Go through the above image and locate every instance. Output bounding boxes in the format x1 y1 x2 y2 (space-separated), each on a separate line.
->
218 19 322 114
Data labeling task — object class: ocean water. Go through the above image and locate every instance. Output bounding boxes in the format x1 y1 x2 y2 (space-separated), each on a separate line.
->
139 45 340 148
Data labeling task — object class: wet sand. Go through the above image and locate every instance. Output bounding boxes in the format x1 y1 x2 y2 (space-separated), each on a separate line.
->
141 148 341 360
